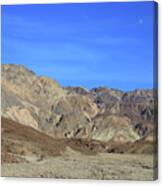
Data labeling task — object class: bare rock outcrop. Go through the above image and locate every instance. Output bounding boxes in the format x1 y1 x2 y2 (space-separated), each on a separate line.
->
1 64 157 144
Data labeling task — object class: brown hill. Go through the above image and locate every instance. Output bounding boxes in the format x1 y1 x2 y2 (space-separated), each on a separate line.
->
2 117 155 165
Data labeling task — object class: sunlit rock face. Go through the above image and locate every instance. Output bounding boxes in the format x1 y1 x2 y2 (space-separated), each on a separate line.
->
1 64 157 143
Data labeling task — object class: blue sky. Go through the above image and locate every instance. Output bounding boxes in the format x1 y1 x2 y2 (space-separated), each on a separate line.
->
2 2 156 90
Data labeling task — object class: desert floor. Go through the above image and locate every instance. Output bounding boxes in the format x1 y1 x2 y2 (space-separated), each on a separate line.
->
1 147 155 180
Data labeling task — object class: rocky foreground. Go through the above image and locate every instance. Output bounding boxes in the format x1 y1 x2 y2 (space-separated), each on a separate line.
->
1 117 157 180
1 64 158 180
2 150 155 180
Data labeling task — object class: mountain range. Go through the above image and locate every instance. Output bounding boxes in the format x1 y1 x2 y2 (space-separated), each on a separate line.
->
1 64 157 158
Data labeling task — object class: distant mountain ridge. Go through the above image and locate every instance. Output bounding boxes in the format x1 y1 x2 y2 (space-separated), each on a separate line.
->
1 64 157 144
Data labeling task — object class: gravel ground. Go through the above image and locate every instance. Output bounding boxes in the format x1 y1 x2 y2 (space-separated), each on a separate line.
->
1 148 156 180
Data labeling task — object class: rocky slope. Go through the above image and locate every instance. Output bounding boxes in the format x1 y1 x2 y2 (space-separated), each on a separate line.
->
1 117 155 165
1 64 157 144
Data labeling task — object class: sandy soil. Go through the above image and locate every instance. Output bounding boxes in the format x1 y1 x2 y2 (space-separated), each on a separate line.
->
1 147 156 180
